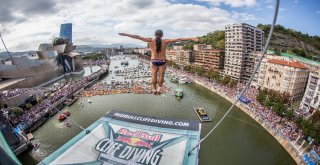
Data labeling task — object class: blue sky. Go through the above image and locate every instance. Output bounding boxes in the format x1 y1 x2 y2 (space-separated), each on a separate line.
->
187 0 320 35
0 0 319 51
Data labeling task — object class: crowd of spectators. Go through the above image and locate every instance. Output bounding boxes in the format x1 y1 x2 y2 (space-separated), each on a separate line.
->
1 68 106 131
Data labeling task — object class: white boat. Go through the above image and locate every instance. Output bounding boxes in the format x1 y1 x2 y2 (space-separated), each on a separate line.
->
178 78 187 84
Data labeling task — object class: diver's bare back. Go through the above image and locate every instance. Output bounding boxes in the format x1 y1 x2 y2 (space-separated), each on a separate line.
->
149 39 169 60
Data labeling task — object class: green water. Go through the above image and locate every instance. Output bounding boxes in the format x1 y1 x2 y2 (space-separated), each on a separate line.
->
18 59 295 165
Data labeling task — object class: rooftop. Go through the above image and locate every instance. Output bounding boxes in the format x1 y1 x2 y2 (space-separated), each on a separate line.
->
268 59 308 69
280 53 320 66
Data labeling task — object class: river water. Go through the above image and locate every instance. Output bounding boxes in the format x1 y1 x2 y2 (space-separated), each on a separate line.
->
18 58 295 165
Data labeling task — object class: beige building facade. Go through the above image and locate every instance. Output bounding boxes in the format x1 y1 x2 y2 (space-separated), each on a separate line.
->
258 59 309 99
194 49 224 71
166 46 191 67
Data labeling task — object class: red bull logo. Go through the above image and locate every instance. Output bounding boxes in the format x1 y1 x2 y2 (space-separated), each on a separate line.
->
116 136 152 149
117 128 162 142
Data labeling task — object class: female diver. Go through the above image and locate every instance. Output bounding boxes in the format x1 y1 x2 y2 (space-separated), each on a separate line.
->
119 30 198 94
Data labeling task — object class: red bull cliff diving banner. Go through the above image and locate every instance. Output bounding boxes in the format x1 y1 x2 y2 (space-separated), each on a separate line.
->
39 110 201 165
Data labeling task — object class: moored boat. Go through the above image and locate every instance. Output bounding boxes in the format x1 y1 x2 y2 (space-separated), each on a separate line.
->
58 114 66 121
178 77 187 84
193 107 212 122
170 76 178 83
173 88 183 99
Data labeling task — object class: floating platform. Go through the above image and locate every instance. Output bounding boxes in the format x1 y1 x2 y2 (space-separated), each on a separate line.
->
193 107 212 122
40 110 201 165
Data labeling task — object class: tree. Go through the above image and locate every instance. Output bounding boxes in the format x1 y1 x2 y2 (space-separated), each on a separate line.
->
196 66 205 76
11 107 23 116
182 30 225 50
257 89 268 104
309 111 320 124
285 109 294 121
183 65 192 71
221 76 231 85
229 79 238 88
207 70 220 80
36 97 43 103
25 103 32 110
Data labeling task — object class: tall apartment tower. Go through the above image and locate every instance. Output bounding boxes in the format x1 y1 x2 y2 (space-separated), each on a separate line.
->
224 23 264 82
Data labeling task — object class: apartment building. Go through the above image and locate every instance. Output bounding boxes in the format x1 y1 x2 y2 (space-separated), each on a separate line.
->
224 23 264 82
258 59 309 99
193 44 212 50
300 71 320 113
166 46 191 67
133 48 150 55
193 44 224 71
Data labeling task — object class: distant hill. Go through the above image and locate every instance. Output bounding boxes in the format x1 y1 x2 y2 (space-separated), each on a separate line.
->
182 24 320 60
257 24 320 59
0 43 144 58
76 43 144 53
182 30 225 50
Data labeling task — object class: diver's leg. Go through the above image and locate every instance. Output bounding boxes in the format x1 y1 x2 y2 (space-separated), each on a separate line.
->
158 64 167 92
150 63 158 93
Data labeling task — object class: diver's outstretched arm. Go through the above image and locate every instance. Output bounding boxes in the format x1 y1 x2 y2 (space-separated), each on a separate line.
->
118 33 152 42
164 37 198 43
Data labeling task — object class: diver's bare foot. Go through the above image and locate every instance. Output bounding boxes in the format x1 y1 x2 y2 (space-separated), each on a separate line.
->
157 86 162 95
153 90 157 95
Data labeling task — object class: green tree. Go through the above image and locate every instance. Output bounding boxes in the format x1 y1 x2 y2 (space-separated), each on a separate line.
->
11 107 23 116
207 70 220 80
25 103 32 110
221 76 231 85
229 79 238 88
183 65 192 71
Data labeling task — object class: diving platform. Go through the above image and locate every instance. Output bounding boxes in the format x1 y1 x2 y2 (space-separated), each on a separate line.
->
40 110 201 165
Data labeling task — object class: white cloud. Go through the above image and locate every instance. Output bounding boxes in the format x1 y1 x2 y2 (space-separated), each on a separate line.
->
279 8 287 12
0 0 256 51
197 0 257 7
232 11 256 22
266 5 273 9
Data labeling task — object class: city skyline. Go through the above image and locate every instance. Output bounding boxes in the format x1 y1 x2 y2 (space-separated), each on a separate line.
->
0 0 319 52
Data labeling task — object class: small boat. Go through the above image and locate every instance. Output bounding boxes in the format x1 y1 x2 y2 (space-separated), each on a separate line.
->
178 78 187 84
170 76 178 83
193 107 212 122
88 99 92 103
173 88 183 99
63 110 70 116
58 114 66 121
